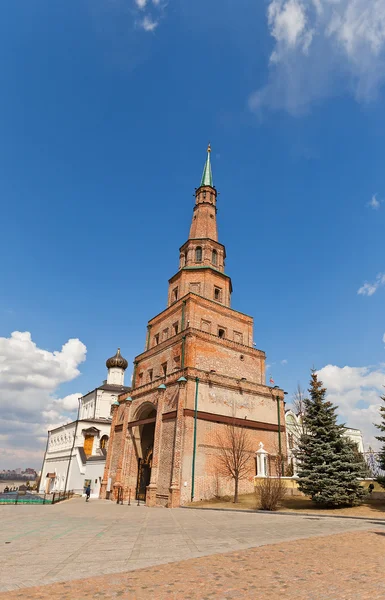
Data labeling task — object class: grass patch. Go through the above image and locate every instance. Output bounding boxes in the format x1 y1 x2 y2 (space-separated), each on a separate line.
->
188 493 385 517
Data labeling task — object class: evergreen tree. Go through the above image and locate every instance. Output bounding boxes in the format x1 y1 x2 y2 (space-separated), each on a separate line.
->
375 393 385 488
297 371 367 507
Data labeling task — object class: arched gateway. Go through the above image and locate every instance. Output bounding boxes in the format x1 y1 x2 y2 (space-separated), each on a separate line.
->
134 405 156 501
100 147 287 507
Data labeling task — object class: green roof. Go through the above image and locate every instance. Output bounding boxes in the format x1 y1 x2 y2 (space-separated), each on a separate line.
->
200 144 213 187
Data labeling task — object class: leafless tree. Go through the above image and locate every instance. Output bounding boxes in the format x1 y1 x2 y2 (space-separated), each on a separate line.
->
215 422 254 503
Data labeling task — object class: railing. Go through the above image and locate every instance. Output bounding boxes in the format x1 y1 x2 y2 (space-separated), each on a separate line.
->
363 451 385 478
0 490 74 505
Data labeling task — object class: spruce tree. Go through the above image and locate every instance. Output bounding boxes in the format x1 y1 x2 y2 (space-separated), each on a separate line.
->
297 371 367 507
375 393 385 488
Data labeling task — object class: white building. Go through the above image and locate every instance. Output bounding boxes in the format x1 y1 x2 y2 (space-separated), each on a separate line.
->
285 409 365 475
39 349 130 497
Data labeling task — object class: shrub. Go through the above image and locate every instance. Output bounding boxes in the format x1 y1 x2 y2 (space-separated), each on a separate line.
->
255 477 286 511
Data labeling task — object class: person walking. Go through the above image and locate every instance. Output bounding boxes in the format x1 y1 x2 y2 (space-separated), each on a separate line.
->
85 484 91 502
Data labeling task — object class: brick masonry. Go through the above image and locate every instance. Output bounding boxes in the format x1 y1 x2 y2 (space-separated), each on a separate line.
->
100 160 287 507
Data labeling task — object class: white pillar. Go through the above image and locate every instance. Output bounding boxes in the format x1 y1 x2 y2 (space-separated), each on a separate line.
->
256 442 269 477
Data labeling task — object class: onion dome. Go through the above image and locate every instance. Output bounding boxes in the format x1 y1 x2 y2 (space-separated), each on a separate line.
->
106 348 128 371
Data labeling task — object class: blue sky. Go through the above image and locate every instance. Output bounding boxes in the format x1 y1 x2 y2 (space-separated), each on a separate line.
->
1 0 385 468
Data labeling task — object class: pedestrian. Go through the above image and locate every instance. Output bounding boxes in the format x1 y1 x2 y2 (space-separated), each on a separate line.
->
85 484 91 502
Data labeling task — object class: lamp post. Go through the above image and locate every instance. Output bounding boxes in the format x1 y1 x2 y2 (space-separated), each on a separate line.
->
272 386 288 476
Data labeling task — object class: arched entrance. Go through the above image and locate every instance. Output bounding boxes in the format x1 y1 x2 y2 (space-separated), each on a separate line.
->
135 406 156 501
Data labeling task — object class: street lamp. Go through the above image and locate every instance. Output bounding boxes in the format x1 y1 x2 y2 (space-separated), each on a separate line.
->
272 386 288 476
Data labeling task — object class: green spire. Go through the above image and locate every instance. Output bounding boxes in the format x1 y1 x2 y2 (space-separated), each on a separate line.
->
200 143 213 187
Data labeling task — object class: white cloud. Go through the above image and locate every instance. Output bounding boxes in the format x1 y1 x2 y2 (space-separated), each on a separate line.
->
133 0 165 32
367 193 381 209
281 359 288 364
140 16 158 31
250 0 385 114
357 272 385 296
317 363 385 449
0 332 86 469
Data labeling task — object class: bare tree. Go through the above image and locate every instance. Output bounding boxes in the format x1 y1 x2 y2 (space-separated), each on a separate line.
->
286 384 309 474
215 422 254 503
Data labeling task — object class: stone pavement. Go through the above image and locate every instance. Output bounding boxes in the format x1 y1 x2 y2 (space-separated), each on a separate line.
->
0 498 383 594
3 530 385 599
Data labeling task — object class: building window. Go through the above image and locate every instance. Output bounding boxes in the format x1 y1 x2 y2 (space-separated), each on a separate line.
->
184 251 188 266
201 319 211 333
100 435 109 450
212 250 218 266
139 372 143 382
214 287 222 302
162 362 167 376
173 322 179 335
148 369 153 382
195 246 202 262
173 287 179 301
233 331 243 344
218 328 226 339
163 328 169 341
84 435 94 457
154 334 160 345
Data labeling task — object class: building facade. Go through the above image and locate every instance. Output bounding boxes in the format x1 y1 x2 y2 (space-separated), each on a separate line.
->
39 349 130 497
285 409 365 475
101 147 287 507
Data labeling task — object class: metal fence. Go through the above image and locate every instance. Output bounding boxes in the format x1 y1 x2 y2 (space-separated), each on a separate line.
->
363 450 385 478
0 490 74 505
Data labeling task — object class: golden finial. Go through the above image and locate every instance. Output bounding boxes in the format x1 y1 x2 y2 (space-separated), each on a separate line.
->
207 143 211 153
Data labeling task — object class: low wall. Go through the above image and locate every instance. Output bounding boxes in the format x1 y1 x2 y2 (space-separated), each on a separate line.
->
254 477 385 499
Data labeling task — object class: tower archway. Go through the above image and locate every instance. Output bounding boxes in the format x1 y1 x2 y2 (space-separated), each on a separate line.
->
134 404 157 501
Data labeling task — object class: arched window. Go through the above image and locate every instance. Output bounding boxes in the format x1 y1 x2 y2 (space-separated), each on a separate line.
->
184 251 188 266
195 247 202 262
100 435 109 451
212 250 217 266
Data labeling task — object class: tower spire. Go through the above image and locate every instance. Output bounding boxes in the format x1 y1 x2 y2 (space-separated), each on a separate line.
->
200 143 213 187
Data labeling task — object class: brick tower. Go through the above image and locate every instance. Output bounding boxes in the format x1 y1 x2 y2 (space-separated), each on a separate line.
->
100 146 286 507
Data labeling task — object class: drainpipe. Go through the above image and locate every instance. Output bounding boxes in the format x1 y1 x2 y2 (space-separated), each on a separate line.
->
181 336 186 370
181 300 186 330
64 397 81 493
191 377 199 502
132 361 137 389
146 325 152 351
276 394 284 477
39 430 50 493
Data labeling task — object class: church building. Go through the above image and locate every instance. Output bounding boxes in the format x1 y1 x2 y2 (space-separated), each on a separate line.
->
101 147 286 507
39 349 130 497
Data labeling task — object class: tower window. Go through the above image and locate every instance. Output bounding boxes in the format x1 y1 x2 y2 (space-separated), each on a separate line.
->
173 287 179 301
195 246 202 262
148 369 153 382
162 362 167 376
212 250 218 265
173 322 179 335
154 334 160 345
214 287 222 302
184 251 188 266
218 328 226 339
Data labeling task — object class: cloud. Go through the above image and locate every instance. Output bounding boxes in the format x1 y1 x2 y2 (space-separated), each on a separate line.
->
281 359 288 365
140 15 158 31
0 332 86 469
367 193 381 209
316 363 385 450
134 0 166 32
357 272 385 296
250 0 385 115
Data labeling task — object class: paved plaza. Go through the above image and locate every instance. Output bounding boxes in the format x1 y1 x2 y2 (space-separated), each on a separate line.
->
1 498 385 597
